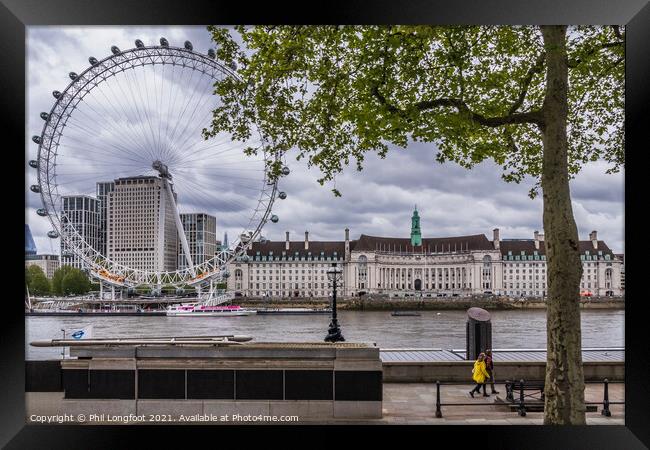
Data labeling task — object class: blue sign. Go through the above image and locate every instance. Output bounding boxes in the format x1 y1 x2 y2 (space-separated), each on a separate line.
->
71 330 85 339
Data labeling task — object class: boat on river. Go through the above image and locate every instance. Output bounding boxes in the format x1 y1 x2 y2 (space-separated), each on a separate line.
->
166 304 257 317
391 311 422 317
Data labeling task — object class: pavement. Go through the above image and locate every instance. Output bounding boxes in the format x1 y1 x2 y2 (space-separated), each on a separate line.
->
376 382 625 424
299 382 625 425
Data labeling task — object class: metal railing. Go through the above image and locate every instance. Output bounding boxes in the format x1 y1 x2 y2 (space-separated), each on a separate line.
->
434 378 624 418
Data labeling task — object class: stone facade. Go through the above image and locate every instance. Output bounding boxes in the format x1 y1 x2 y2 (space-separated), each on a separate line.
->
227 210 622 299
25 254 60 279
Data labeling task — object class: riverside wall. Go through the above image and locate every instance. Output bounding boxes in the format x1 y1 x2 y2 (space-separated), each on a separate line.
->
25 343 384 423
233 295 624 311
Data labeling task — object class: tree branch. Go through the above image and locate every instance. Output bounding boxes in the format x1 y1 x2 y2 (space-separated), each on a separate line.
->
413 98 542 126
568 41 624 68
371 85 542 126
508 51 546 115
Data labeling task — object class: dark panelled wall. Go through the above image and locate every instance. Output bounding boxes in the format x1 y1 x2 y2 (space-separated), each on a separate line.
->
28 363 382 402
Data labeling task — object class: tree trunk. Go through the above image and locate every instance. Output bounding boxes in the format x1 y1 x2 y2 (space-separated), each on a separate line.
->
539 25 586 425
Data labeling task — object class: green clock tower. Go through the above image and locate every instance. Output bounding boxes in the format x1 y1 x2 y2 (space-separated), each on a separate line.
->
410 205 422 247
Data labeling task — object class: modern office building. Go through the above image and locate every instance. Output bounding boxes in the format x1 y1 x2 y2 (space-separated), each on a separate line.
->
96 181 115 257
178 213 217 270
226 207 623 299
106 176 178 272
25 254 60 279
60 195 100 269
25 224 37 256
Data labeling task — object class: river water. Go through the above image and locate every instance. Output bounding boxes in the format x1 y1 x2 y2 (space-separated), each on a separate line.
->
25 309 624 360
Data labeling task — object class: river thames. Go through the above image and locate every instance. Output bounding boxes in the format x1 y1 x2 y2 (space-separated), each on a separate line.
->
25 309 624 360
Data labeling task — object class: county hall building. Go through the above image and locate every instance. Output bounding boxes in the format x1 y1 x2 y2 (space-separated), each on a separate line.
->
227 207 622 299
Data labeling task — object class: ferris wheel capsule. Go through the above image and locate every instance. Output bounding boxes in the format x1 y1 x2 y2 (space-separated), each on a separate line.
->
207 49 216 59
111 45 121 55
69 72 78 80
281 166 290 176
241 254 250 262
36 208 47 216
28 160 39 169
135 39 144 48
270 215 279 223
89 56 99 65
160 37 169 47
30 185 41 193
184 41 193 51
32 135 41 144
52 90 61 99
278 191 287 200
40 112 49 121
47 230 59 239
228 61 238 71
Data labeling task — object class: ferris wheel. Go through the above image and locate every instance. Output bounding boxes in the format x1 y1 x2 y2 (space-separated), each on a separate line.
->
28 37 288 291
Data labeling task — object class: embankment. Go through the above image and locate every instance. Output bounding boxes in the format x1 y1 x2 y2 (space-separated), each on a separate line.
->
233 295 624 311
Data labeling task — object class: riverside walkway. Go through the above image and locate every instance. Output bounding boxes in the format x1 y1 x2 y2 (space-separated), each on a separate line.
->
296 382 625 425
381 382 624 424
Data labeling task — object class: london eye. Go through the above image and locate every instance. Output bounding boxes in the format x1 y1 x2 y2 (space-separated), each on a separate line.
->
28 37 287 293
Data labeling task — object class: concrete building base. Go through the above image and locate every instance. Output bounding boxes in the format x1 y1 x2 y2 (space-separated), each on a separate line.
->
25 343 383 422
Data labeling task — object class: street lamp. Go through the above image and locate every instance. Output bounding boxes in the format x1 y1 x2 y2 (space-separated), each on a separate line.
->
325 263 345 342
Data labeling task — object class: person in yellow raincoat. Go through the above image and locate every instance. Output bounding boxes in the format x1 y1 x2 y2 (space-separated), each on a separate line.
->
469 352 491 398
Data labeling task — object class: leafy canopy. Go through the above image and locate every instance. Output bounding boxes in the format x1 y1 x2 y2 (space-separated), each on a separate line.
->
52 265 75 295
204 25 623 197
61 269 92 295
27 265 51 296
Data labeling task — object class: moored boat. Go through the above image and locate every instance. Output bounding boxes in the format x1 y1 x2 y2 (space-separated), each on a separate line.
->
391 311 422 317
166 304 257 317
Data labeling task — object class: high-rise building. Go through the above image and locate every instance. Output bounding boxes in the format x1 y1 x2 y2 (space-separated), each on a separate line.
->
60 195 100 269
221 232 229 251
96 181 115 257
25 224 37 256
178 213 217 270
107 176 178 272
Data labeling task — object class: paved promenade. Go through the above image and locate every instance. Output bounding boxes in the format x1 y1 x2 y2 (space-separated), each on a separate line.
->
296 382 624 425
376 382 624 424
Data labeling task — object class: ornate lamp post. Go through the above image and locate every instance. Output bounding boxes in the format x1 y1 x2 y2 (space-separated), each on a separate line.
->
325 263 345 342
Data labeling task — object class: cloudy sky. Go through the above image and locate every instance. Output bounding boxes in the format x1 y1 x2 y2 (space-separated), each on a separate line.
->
25 26 625 255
